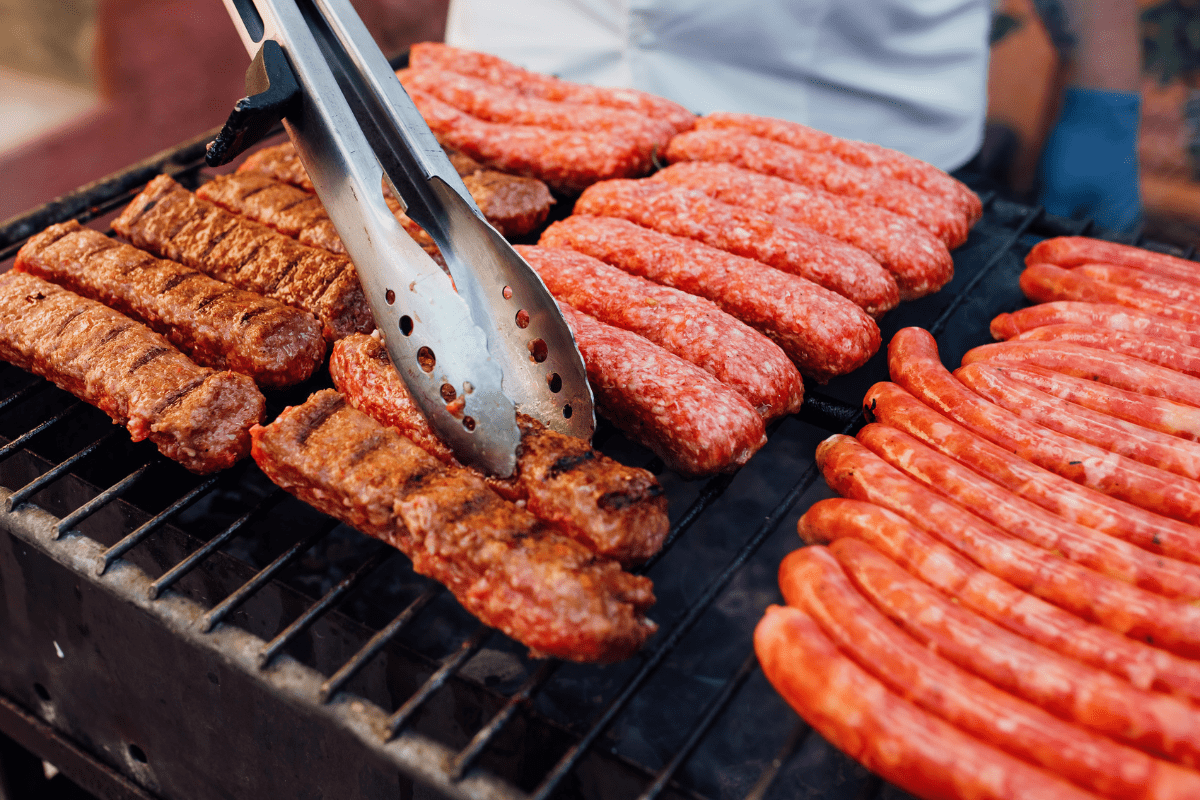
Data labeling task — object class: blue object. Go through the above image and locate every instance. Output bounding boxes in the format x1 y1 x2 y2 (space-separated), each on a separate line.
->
1037 87 1143 233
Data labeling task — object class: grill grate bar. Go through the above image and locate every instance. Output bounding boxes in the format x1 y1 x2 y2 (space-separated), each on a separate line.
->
147 488 286 600
56 461 154 539
258 545 394 669
97 475 220 575
531 459 825 800
0 379 47 416
636 652 759 800
640 472 736 574
450 658 560 780
198 520 338 633
0 402 83 464
926 204 1042 339
385 625 492 740
319 583 443 703
5 429 120 512
740 721 813 800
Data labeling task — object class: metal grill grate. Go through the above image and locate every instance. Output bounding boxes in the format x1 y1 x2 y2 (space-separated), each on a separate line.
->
0 123 1190 800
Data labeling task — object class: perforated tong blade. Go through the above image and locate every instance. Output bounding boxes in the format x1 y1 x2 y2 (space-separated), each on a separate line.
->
209 0 594 477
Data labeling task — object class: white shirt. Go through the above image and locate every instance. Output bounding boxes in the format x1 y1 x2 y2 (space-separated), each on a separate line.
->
443 0 990 171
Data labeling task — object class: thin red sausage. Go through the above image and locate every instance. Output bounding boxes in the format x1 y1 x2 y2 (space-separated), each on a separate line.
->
537 214 881 382
863 381 1200 566
1020 263 1200 323
780 545 1200 800
650 161 954 299
890 327 1200 525
1010 324 1200 377
574 178 899 317
991 301 1200 348
756 604 1106 800
856 422 1200 600
514 244 804 420
1028 236 1200 283
816 433 1200 657
663 128 969 247
1075 262 1200 307
956 361 1200 480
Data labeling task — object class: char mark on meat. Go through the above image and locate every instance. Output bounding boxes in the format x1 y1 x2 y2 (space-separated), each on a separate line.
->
153 374 208 415
128 345 171 374
546 451 596 478
297 393 347 446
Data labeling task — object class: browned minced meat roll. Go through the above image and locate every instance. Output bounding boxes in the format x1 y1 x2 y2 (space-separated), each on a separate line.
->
329 333 670 566
112 174 371 342
251 389 658 662
195 172 445 265
236 141 553 239
0 271 263 473
14 221 325 389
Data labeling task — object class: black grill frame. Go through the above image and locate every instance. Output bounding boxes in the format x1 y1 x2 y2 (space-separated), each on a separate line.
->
0 118 1193 800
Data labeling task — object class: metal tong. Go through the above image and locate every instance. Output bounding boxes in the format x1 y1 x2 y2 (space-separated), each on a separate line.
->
209 0 594 477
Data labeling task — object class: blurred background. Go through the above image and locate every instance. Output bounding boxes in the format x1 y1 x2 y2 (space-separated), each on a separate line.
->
3 0 1200 244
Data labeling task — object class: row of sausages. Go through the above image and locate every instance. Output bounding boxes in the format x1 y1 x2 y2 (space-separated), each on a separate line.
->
758 235 1200 799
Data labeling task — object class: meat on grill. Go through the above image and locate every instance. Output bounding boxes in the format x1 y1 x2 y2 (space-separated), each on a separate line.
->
328 333 671 566
251 389 658 662
112 174 372 342
0 271 264 474
14 221 325 389
237 141 553 239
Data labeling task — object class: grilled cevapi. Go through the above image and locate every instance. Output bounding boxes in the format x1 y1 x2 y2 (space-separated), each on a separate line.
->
0 271 264 473
14 221 325 389
329 333 670 566
251 390 657 662
113 174 372 342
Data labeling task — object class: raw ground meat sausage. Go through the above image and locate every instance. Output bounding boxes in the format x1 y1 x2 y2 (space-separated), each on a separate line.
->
697 112 982 222
407 42 697 134
112 174 371 342
537 215 881 381
573 179 899 317
754 604 1100 800
15 221 325 389
514 244 804 420
251 389 658 662
650 161 954 300
328 333 670 566
0 271 264 474
556 304 767 478
663 129 969 248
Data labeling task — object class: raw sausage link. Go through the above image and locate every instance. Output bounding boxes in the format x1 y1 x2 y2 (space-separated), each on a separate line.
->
991 301 1200 348
556 304 767 478
0 271 264 474
987 363 1200 441
1075 263 1200 307
236 141 553 239
697 111 982 221
816 433 1200 658
574 179 899 317
328 334 670 567
407 88 649 194
957 361 1200 480
537 215 881 382
1021 263 1200 324
1028 236 1200 282
13 221 325 389
398 68 674 174
799 507 1200 761
754 605 1103 800
863 381 1200 566
780 545 1200 800
251 390 657 663
196 172 444 264
663 128 969 247
407 42 697 133
1011 323 1200 377
890 327 1200 525
650 161 953 299
961 339 1200 410
515 244 803 420
112 174 372 342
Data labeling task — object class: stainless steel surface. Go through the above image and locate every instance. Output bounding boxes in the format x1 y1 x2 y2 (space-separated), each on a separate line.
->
218 0 594 477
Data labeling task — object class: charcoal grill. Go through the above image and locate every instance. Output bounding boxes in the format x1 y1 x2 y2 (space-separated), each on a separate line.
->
0 106 1187 800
